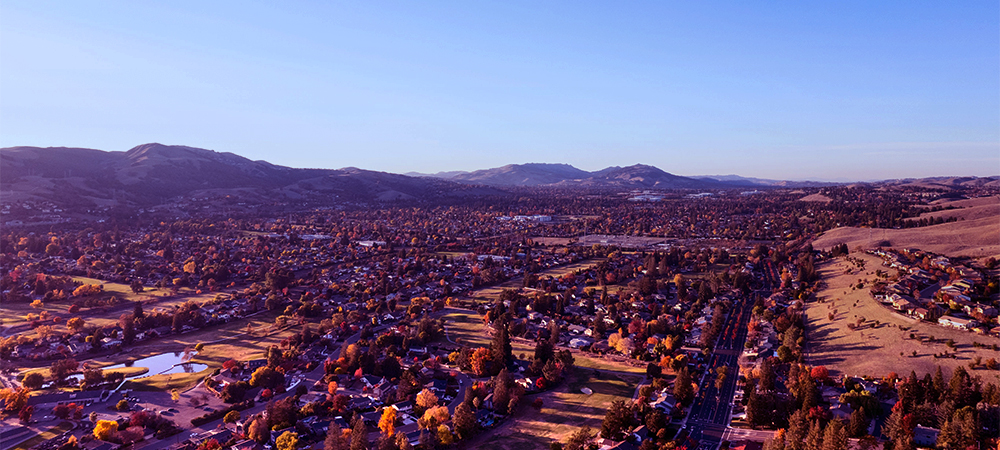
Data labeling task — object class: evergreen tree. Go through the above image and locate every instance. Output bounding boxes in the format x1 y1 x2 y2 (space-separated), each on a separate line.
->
492 368 517 414
804 420 824 450
453 402 476 440
673 367 694 406
762 429 786 450
848 407 869 438
936 407 978 449
599 400 634 440
932 366 945 402
325 424 350 450
759 358 776 392
491 319 512 372
821 420 848 450
785 409 808 450
350 413 368 450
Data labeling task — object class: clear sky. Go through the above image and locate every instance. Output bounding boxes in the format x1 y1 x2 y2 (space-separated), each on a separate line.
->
2 1 997 181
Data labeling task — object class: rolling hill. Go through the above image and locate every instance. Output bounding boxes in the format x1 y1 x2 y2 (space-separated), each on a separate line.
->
0 143 501 210
414 162 728 189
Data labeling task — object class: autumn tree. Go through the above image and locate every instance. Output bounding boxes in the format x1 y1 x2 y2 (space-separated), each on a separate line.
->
223 410 241 427
416 388 439 414
67 317 85 332
19 405 34 423
379 406 397 437
94 420 119 441
276 431 299 450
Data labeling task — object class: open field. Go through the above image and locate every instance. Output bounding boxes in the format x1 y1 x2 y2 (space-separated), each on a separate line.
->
813 196 1000 260
463 258 604 301
803 252 1000 382
0 277 233 340
472 368 638 450
442 310 491 347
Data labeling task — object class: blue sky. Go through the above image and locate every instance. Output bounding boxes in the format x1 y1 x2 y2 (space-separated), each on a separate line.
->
1 2 997 180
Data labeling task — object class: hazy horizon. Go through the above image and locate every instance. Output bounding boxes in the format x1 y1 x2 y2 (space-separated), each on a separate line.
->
2 1 998 180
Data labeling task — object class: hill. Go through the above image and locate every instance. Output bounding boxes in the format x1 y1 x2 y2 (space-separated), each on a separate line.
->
448 163 590 186
417 162 725 189
0 144 501 211
812 196 1000 259
693 174 838 188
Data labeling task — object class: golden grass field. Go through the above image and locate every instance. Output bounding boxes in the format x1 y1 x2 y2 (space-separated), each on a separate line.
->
812 196 1000 259
462 258 604 302
803 252 1000 382
0 277 232 341
470 368 639 450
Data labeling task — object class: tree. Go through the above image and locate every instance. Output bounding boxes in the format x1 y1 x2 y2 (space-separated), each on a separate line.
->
882 404 913 450
350 414 368 450
470 347 492 376
248 417 270 444
565 426 595 450
0 387 29 412
437 424 454 446
600 400 634 440
50 358 79 383
67 317 85 332
821 420 848 450
94 420 119 441
937 406 977 449
222 382 247 403
276 431 299 450
763 429 786 450
492 368 516 414
223 410 241 427
673 367 694 406
116 399 130 411
453 402 476 440
786 409 808 450
491 320 512 371
810 366 829 382
22 373 44 390
250 366 284 390
542 358 563 384
19 405 34 423
379 407 397 437
848 407 869 438
804 420 823 450
759 358 776 392
325 424 350 450
421 406 450 430
416 388 439 414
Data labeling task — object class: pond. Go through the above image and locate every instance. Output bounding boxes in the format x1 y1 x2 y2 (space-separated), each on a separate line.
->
101 351 208 378
49 351 208 386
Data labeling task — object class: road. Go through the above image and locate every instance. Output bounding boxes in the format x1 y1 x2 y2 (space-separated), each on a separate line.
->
681 266 771 448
